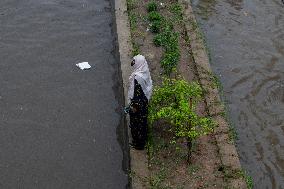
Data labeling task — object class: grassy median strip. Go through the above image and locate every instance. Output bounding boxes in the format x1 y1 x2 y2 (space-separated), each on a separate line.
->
126 0 250 188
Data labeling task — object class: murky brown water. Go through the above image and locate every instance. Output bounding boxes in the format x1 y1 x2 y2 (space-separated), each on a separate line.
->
0 0 128 188
192 0 284 188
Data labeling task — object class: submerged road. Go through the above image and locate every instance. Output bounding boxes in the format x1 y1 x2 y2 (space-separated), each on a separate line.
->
0 0 129 188
193 0 284 188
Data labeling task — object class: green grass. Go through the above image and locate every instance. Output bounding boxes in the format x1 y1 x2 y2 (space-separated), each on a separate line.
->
169 3 183 22
241 170 254 189
147 1 158 12
221 166 254 189
126 0 136 11
148 11 162 22
150 166 169 189
132 42 140 56
129 12 137 31
150 20 161 33
187 164 200 175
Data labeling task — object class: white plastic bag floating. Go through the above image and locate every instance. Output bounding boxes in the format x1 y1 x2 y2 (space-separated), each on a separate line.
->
76 62 91 70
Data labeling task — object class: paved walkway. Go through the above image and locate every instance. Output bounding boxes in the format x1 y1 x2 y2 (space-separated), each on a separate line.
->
0 0 128 188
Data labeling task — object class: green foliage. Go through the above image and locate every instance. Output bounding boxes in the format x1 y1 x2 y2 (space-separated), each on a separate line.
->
146 3 180 75
241 170 254 189
187 164 200 175
152 25 180 75
147 1 158 12
132 42 140 56
150 166 168 189
169 3 183 22
126 0 136 11
129 12 137 31
153 34 162 46
161 49 180 75
150 20 161 33
149 78 215 142
155 27 178 47
148 11 162 22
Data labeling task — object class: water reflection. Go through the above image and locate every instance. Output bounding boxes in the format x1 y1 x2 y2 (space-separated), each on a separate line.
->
225 0 243 11
192 0 218 20
192 0 284 188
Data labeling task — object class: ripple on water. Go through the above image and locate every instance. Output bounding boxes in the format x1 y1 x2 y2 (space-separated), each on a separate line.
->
193 0 284 188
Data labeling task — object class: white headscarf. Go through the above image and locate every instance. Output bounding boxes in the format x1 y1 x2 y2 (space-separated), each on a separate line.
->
128 54 153 104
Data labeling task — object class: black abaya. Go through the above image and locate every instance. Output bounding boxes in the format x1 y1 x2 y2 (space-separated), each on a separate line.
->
129 79 148 149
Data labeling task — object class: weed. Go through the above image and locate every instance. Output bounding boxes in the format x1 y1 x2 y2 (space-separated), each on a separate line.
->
169 3 183 22
148 11 162 22
190 19 198 31
147 1 158 12
228 124 238 142
152 26 180 74
161 50 180 75
150 166 168 188
153 34 162 47
149 78 216 162
242 171 253 189
150 20 161 33
177 186 184 189
153 28 177 47
212 74 222 90
187 164 200 175
129 12 137 31
221 167 254 189
132 42 140 56
126 0 136 11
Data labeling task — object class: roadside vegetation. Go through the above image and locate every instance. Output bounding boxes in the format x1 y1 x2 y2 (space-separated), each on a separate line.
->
126 0 252 188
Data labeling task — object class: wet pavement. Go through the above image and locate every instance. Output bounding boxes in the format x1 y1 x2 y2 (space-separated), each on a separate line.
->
0 0 128 188
192 0 284 188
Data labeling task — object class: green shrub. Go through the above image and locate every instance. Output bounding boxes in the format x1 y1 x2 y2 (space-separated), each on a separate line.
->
149 78 215 162
148 11 162 22
160 49 180 75
153 28 178 47
153 34 162 46
170 3 183 21
147 1 158 12
132 42 140 56
150 20 161 33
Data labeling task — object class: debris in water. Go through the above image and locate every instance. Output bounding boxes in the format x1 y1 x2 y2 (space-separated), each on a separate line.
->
76 62 91 70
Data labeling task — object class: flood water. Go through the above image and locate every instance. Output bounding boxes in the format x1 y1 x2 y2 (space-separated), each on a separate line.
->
192 0 284 188
0 0 128 188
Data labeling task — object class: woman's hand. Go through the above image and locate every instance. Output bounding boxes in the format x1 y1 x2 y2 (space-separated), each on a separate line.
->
131 106 137 113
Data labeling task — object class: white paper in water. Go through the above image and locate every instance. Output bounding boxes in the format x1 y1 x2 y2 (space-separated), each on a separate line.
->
76 62 91 70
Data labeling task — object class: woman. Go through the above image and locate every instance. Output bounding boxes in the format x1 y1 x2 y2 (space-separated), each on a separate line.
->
127 54 152 150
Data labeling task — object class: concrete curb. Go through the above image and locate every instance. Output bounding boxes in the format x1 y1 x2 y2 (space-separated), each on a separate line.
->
114 0 149 188
180 0 247 188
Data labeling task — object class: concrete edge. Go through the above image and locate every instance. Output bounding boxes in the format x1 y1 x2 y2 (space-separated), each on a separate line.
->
114 0 149 189
180 0 247 188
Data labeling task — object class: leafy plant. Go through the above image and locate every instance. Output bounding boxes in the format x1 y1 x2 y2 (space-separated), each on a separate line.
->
170 3 183 22
161 49 180 75
153 34 162 46
129 12 137 31
149 78 215 162
132 42 140 56
148 11 162 22
152 25 180 75
245 173 254 189
147 1 158 12
150 20 161 33
126 0 136 11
